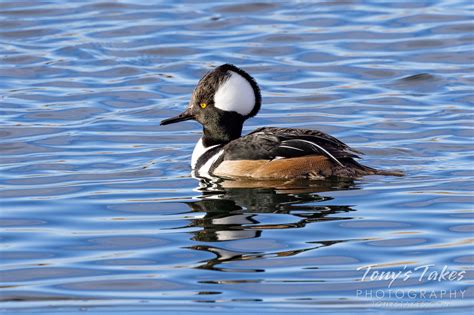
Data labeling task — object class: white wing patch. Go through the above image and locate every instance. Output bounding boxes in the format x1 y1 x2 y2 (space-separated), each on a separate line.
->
283 139 344 167
279 145 304 152
214 71 255 116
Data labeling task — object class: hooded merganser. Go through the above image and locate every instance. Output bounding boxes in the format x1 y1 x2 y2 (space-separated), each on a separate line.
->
160 64 402 180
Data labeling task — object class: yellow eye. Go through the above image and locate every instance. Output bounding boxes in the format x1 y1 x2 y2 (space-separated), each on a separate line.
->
200 102 207 109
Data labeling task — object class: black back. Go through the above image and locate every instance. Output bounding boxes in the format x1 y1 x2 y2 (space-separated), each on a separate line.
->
221 127 363 164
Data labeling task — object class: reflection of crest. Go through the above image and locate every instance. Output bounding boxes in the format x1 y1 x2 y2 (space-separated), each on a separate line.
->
183 178 358 271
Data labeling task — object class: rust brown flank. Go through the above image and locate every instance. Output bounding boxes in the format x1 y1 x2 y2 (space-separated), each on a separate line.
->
213 155 333 179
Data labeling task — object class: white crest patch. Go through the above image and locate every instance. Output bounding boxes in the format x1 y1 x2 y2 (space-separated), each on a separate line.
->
214 71 255 116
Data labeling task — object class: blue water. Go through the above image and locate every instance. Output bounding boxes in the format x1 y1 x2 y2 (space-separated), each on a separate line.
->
0 0 473 314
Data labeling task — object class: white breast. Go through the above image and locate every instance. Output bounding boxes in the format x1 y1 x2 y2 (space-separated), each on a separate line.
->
191 138 220 169
214 71 255 116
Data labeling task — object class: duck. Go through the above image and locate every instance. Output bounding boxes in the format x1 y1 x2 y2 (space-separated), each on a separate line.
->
160 64 402 180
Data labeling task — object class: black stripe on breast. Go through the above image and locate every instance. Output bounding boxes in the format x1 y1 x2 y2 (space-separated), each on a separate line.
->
209 151 225 174
195 145 224 172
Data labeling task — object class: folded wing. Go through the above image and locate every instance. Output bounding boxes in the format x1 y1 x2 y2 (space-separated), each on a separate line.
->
222 127 363 166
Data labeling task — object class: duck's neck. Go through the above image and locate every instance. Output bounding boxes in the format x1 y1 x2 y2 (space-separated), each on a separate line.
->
201 126 241 147
191 121 244 169
201 117 244 147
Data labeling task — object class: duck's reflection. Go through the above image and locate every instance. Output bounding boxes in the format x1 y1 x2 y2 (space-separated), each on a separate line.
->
183 179 358 271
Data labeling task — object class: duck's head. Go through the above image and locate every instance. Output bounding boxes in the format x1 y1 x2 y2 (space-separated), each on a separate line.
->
160 64 261 146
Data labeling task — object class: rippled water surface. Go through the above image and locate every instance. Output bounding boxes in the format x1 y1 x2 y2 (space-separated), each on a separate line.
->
1 0 473 313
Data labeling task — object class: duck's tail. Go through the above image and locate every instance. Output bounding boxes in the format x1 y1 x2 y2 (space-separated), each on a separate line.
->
372 169 405 176
343 159 404 177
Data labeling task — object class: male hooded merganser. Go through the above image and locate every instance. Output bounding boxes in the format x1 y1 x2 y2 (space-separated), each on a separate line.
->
161 64 402 180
